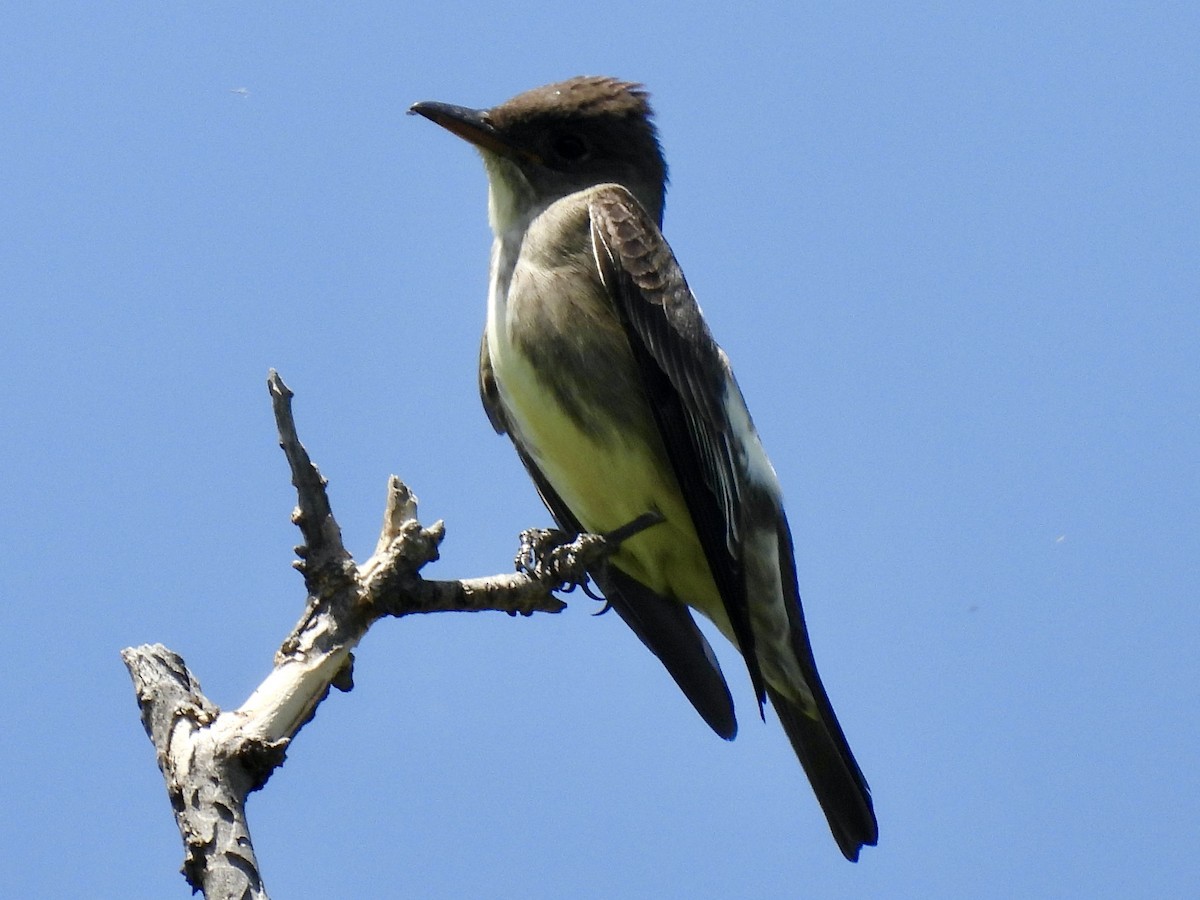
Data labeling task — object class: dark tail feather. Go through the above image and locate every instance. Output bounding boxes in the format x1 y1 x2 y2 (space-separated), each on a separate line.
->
770 514 877 860
599 564 738 740
767 684 878 861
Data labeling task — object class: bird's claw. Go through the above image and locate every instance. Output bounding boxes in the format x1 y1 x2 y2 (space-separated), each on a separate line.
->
515 512 665 601
516 527 604 592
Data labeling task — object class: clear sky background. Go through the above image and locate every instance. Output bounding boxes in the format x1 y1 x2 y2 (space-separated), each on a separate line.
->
2 4 1196 898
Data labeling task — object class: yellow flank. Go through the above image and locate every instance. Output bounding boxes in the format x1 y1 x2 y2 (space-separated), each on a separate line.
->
493 327 733 640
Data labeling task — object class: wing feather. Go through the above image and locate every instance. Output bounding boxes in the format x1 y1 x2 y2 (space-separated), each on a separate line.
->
589 188 765 707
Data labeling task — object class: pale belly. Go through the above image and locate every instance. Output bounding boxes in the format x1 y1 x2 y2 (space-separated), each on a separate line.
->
493 331 731 636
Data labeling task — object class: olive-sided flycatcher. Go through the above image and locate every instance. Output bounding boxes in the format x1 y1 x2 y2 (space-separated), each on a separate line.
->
411 76 877 861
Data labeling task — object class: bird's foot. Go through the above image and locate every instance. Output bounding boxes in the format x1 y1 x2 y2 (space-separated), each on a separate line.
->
515 527 569 578
515 512 665 596
515 527 603 593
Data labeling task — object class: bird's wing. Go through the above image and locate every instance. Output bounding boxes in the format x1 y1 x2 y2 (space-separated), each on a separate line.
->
588 187 766 707
480 332 738 739
589 190 877 857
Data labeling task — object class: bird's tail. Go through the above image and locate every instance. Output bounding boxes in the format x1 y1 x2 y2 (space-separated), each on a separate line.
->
767 683 878 861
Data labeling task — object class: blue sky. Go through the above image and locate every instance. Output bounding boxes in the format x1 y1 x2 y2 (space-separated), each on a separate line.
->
2 4 1196 898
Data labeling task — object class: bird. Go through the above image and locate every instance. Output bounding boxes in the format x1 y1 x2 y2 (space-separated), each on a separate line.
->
410 76 877 861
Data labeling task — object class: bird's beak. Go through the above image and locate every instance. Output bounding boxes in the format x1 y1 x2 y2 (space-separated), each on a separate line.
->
408 100 543 166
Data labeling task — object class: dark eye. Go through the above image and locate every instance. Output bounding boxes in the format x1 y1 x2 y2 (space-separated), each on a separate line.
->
551 132 589 162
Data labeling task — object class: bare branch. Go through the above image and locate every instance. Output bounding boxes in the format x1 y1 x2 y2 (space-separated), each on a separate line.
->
122 645 269 900
123 372 590 897
268 369 355 604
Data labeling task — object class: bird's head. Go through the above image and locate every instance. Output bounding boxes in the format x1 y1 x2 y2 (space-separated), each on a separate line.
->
410 76 668 235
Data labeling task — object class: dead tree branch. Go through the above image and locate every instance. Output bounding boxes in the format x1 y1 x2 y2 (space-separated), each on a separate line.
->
121 371 622 899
